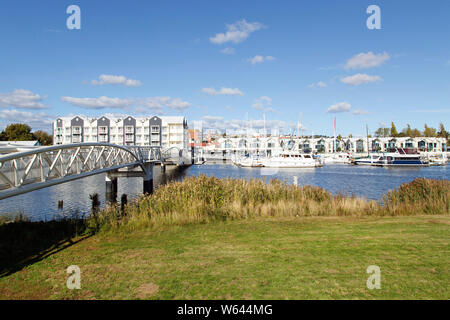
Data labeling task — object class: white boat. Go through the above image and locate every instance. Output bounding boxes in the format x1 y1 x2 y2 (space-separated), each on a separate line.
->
374 148 429 167
261 151 320 168
320 152 351 164
233 155 264 167
427 153 447 166
353 153 383 165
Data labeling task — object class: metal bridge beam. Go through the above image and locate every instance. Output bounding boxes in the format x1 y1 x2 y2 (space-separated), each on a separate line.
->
0 143 164 200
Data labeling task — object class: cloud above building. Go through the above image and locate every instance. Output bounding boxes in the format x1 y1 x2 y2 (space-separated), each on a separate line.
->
0 89 49 110
0 109 54 130
61 96 192 112
252 96 273 111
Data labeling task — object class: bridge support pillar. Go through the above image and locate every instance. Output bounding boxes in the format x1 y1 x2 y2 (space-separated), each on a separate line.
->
143 163 154 195
105 172 118 203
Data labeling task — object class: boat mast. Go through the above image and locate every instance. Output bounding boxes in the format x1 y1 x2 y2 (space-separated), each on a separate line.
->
334 116 336 154
366 124 370 157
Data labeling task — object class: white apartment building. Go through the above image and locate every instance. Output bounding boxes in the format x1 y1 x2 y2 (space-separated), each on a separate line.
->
53 115 189 150
211 135 447 155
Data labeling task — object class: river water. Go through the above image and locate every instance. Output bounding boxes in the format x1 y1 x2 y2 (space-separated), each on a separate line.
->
0 163 449 221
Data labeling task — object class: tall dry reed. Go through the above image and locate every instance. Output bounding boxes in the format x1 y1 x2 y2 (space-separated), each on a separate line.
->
95 175 449 232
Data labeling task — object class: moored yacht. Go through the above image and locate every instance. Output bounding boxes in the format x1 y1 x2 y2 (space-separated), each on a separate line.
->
427 153 447 166
373 148 429 167
261 151 320 168
233 154 264 167
352 153 383 165
320 152 351 164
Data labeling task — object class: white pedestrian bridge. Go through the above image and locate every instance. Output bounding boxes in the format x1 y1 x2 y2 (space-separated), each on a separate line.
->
0 143 191 200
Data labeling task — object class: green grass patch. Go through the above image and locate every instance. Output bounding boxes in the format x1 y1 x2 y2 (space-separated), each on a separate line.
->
1 215 448 299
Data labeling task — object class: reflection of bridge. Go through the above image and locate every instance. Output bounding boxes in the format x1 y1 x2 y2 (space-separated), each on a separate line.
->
0 143 190 201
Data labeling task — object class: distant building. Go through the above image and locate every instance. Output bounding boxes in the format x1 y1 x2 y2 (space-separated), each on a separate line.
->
52 115 189 150
210 135 447 155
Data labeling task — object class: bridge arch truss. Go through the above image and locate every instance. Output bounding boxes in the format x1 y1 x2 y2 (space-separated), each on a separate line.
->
0 143 162 200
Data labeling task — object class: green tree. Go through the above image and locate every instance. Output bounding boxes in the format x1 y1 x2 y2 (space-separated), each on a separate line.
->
402 124 413 137
423 124 436 137
375 127 389 137
411 128 422 137
2 123 34 141
390 122 398 137
33 130 53 146
437 123 448 138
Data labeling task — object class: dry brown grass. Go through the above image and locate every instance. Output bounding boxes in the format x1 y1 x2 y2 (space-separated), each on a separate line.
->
94 176 449 232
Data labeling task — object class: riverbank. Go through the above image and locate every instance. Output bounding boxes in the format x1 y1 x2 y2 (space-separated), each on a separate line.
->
0 177 448 299
1 215 449 299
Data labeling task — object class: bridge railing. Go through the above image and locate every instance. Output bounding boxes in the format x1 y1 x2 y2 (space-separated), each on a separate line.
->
0 143 161 200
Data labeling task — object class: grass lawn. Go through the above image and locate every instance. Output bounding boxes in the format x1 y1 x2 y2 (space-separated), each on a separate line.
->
0 215 448 300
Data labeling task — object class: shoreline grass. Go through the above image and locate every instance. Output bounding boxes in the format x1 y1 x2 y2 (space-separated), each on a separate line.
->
96 176 449 232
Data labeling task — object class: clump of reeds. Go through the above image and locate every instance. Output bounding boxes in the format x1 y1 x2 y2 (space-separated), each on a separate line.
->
93 175 448 232
382 178 450 215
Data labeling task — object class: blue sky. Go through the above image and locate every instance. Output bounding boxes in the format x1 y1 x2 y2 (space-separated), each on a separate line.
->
0 0 449 137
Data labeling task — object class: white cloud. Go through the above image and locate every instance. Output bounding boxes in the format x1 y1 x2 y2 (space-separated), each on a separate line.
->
201 87 244 96
308 81 327 88
203 115 223 121
198 118 287 134
340 74 382 86
61 96 135 109
91 74 142 87
327 102 351 113
154 97 192 111
140 97 191 112
253 96 273 111
248 55 276 64
220 47 236 55
61 96 191 112
0 89 49 110
210 20 264 45
345 52 390 69
0 109 54 130
352 109 370 115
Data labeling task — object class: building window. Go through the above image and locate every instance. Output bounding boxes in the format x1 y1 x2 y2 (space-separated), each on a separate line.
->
98 126 108 134
72 126 81 134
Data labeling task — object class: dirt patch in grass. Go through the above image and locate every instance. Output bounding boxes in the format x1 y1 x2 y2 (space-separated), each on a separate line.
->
427 219 450 225
136 282 159 299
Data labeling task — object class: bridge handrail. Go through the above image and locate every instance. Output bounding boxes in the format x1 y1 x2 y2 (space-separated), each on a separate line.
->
0 143 143 163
